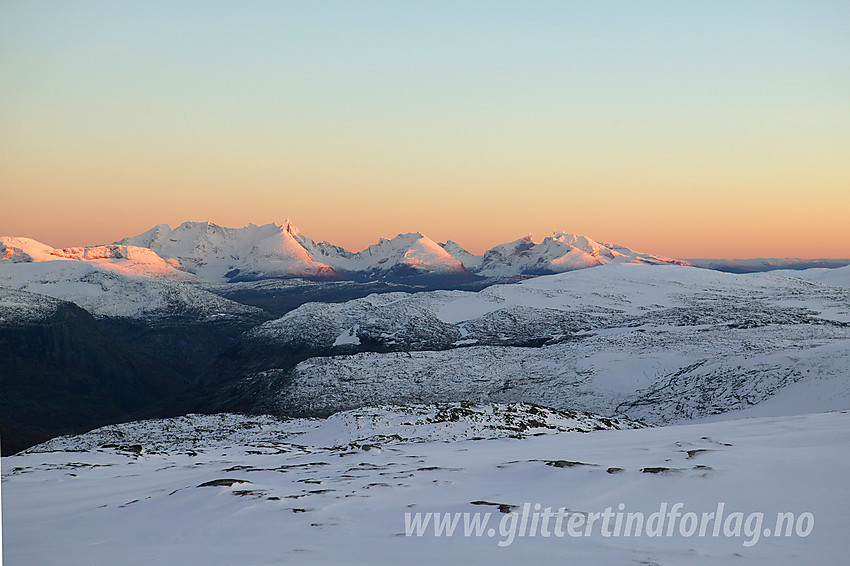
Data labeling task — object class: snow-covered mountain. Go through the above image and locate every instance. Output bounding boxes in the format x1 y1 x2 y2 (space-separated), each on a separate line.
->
0 258 263 321
474 231 690 277
1 236 56 262
439 240 484 270
296 231 472 282
3 222 711 286
207 264 850 422
11 224 850 287
117 221 472 283
117 221 339 282
1 235 266 320
1 236 189 279
108 221 691 282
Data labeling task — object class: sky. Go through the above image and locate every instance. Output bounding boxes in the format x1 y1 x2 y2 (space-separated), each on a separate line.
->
1 1 848 258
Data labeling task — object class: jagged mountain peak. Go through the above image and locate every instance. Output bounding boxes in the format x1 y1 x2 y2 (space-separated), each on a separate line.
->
281 219 299 236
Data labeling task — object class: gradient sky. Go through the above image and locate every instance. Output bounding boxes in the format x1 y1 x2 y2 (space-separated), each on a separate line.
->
1 1 848 257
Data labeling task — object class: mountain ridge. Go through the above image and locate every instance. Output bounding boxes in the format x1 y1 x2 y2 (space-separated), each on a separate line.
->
4 220 692 283
8 223 849 287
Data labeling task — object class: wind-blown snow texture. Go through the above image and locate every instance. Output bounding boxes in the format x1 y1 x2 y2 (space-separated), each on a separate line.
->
768 264 850 288
3 408 847 565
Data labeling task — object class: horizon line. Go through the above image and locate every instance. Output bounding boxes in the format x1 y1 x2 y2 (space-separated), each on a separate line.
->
3 221 850 262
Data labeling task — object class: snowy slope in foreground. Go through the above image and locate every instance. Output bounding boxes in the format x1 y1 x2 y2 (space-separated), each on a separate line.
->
4 409 847 565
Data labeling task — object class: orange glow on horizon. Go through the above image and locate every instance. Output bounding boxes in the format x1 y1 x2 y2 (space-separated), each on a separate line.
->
2 3 848 260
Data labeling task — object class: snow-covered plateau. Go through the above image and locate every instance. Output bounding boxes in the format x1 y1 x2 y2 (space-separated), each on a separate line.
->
212 264 850 423
2 407 847 565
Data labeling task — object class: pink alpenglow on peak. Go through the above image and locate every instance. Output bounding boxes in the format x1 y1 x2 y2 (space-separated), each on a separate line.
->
1 237 57 263
0 237 190 279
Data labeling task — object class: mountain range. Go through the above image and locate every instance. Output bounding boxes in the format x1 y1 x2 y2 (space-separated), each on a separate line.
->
2 222 849 455
4 221 690 285
8 221 848 285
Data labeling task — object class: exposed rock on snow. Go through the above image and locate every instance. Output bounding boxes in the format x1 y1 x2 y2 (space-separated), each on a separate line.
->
4 409 847 565
27 403 646 453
